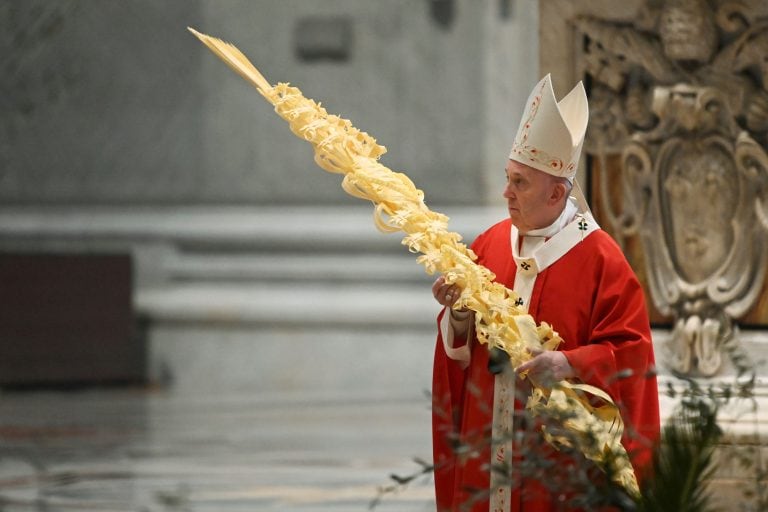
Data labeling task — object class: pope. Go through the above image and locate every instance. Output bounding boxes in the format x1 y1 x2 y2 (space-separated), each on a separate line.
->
431 74 660 511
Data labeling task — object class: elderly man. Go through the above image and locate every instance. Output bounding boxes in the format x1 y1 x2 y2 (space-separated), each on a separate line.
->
430 75 660 511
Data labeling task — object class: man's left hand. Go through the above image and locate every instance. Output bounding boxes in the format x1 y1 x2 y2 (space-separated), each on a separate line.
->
515 349 574 388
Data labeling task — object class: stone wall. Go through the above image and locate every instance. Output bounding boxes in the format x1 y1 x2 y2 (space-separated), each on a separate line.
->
1 0 538 206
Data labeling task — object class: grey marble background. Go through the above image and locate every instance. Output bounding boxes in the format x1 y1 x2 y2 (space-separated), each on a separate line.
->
1 0 538 207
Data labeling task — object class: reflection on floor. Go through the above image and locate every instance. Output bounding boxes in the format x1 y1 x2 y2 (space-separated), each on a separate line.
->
0 388 434 511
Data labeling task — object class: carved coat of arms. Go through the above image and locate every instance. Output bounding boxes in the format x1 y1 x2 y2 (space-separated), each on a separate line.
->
576 0 768 376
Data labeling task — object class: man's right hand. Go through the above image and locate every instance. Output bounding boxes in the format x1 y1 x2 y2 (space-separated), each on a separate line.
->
432 276 462 308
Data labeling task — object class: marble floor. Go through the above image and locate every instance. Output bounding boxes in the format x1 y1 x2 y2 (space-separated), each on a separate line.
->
0 388 435 512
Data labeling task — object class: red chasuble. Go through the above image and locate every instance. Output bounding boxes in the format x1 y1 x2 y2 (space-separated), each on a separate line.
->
432 218 660 512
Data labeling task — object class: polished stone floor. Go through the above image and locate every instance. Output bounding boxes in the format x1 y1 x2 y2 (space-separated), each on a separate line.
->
0 388 435 512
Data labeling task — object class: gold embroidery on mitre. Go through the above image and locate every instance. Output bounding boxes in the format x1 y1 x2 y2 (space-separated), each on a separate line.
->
510 80 577 174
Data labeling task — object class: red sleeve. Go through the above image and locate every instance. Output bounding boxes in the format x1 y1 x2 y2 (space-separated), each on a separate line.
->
432 308 469 509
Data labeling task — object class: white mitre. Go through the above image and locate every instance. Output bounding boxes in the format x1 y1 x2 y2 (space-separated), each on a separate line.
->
508 74 588 180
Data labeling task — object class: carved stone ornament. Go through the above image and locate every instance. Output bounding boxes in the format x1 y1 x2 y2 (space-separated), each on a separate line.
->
576 0 768 376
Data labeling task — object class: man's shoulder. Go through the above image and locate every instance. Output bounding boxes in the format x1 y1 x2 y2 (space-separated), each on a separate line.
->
588 228 627 252
582 227 621 250
575 228 635 272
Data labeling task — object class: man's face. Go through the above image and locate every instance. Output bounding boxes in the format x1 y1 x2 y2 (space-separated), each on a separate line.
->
503 160 557 233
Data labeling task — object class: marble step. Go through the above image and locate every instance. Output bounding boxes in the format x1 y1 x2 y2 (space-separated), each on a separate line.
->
137 283 441 394
165 252 434 284
0 205 501 251
136 282 440 328
146 321 437 395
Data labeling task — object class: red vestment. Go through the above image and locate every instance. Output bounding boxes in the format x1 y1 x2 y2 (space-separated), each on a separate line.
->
432 218 660 511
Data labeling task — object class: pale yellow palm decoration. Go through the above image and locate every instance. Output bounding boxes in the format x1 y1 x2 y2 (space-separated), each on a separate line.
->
188 27 639 496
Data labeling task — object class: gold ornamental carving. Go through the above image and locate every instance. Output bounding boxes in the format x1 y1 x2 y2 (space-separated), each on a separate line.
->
575 0 768 376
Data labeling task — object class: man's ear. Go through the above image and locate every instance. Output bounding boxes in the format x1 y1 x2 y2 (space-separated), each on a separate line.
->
548 181 567 205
